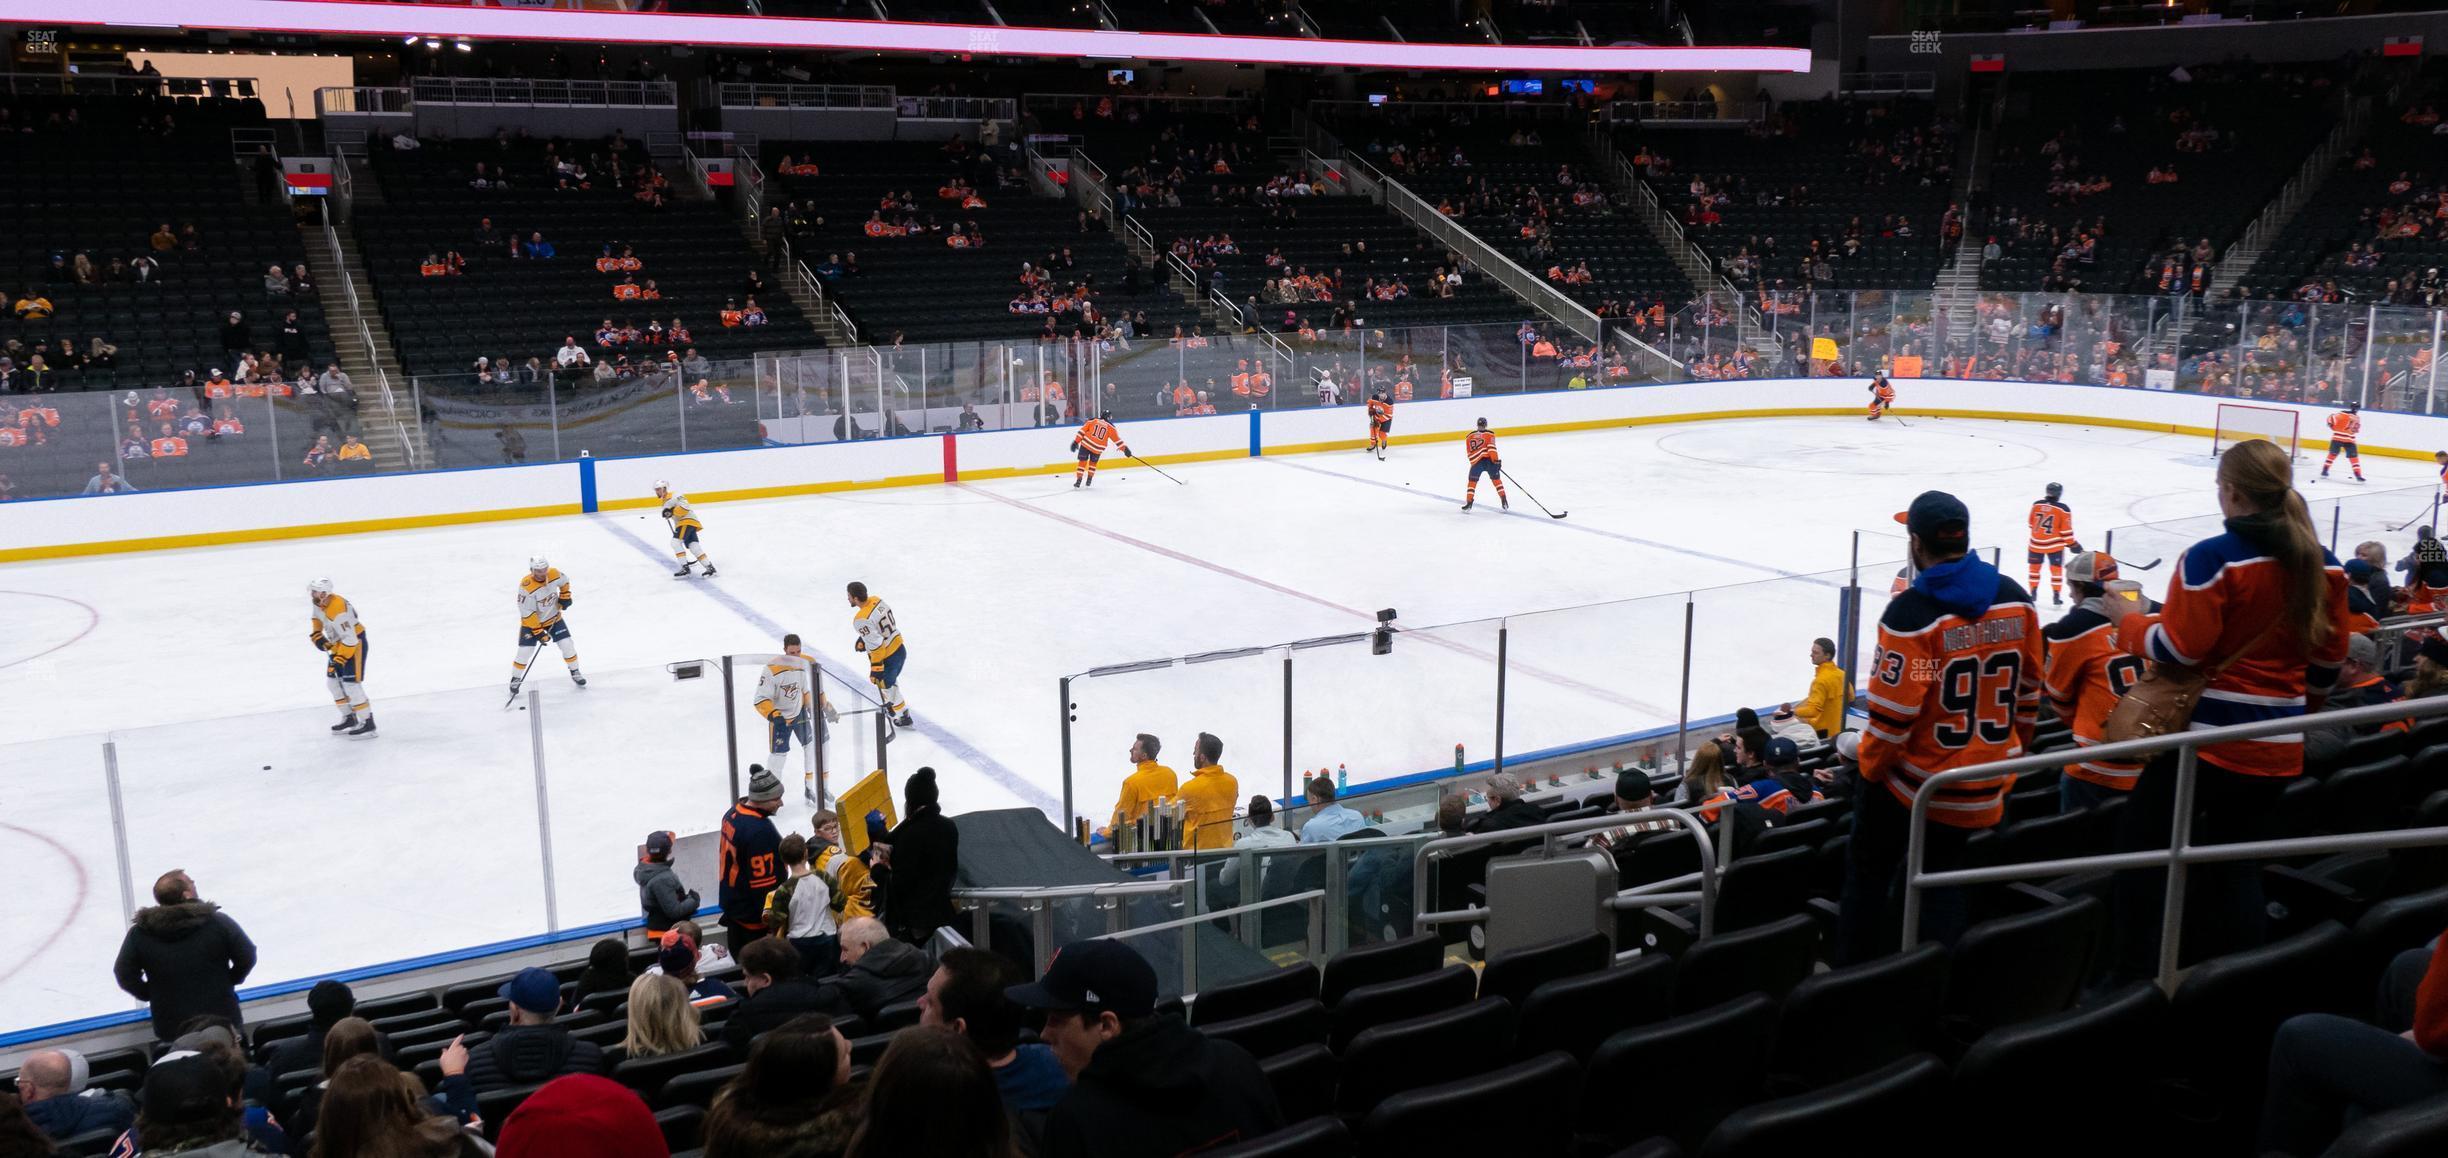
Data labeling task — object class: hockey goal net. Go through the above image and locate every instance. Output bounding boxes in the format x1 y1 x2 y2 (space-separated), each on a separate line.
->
2212 403 2301 460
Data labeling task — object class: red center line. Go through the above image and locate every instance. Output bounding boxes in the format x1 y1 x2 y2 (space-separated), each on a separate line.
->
956 483 1674 718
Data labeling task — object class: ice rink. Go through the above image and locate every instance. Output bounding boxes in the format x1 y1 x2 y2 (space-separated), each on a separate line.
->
4 412 2437 1037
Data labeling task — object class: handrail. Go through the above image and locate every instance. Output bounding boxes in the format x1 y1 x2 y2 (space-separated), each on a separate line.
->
1410 808 1720 938
410 77 677 108
316 86 412 118
1837 71 1939 96
1902 692 2448 988
1101 889 1328 995
954 879 1185 900
1605 99 1768 124
717 82 896 109
1339 151 1604 343
320 211 416 469
0 71 256 98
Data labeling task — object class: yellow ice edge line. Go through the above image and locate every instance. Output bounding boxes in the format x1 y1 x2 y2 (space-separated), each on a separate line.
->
5 407 2421 562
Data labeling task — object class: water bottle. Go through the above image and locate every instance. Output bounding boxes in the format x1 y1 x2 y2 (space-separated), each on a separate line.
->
1453 742 1465 774
1336 763 1348 794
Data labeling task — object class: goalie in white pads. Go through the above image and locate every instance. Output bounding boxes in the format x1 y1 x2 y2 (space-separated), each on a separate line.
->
758 633 840 801
310 579 374 737
513 557 586 690
656 481 717 578
848 581 913 727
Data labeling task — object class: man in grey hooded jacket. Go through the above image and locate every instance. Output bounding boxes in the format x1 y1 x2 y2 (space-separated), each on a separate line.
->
635 829 700 937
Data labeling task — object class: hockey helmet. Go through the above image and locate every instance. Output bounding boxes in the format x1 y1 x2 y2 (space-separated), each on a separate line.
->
308 577 334 597
529 555 550 573
652 479 670 495
2045 481 2063 499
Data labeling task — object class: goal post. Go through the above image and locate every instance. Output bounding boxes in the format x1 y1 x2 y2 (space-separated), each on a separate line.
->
2212 403 2302 461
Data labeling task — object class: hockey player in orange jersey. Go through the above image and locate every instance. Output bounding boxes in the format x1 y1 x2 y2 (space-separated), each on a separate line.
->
1461 418 1507 511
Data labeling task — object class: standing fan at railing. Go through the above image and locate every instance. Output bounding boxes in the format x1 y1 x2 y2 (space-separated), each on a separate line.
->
2104 438 2350 979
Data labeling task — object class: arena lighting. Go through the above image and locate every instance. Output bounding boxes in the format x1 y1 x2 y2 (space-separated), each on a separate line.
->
14 0 1813 72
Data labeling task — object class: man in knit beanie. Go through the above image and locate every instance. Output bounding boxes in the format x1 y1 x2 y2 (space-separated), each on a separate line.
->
718 764 786 954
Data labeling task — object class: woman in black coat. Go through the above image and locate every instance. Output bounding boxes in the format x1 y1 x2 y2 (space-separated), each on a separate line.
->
876 767 959 945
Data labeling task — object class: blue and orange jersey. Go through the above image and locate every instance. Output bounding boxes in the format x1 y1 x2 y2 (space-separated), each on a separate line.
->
1862 567 2043 828
1075 417 1123 454
2027 499 2074 553
1695 774 1820 823
2329 410 2361 442
2041 607 2145 790
2122 530 2349 778
1367 397 1393 426
1465 429 1499 463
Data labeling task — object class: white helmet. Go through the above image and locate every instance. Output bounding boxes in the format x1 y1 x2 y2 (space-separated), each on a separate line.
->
309 578 334 597
653 479 670 495
529 555 550 572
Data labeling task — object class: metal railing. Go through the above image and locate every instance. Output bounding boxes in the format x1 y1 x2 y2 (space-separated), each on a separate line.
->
1837 71 1939 96
953 877 1190 974
1103 890 1330 995
1903 693 2448 989
1605 99 1769 125
717 82 896 109
1411 809 1722 937
315 86 413 118
0 71 255 99
320 210 416 469
409 77 678 108
896 95 1018 122
1339 150 1605 343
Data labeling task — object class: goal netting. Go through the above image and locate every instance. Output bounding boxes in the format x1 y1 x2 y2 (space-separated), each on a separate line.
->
2212 403 2301 461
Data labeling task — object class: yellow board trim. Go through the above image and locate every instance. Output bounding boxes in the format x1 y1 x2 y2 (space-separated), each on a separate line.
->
8 404 2424 562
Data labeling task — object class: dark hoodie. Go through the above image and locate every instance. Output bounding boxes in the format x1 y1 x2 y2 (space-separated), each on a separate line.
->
816 936 932 1023
463 1021 605 1093
1039 1013 1281 1158
635 856 700 934
113 900 257 1040
879 768 960 943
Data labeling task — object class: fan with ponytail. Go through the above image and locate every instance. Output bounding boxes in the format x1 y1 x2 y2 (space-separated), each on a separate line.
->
2217 439 2334 650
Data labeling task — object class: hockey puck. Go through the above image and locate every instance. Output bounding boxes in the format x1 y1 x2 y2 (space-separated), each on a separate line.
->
261 765 270 770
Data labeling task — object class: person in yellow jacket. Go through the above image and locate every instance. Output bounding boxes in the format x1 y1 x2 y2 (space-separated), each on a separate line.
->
1791 636 1848 739
808 810 876 921
1177 732 1240 851
1109 733 1179 833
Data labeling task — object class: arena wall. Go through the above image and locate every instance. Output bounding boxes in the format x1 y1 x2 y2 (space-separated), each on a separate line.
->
4 378 2427 562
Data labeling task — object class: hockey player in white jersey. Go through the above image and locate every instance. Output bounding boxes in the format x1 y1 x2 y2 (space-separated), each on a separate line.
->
757 633 840 803
513 557 586 691
655 481 717 578
847 581 913 727
310 579 374 737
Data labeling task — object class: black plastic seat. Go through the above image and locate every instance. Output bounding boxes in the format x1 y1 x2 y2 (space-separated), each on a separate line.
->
611 1041 734 1100
2349 883 2448 997
2323 1089 2448 1158
1950 981 2170 1152
1512 954 1676 1062
1321 933 1443 1006
1768 940 1945 1093
1328 964 1476 1052
2169 919 2355 1149
1695 1054 1947 1158
654 1061 744 1111
1576 994 1775 1153
1201 1115 1354 1158
1336 997 1517 1117
1195 963 1322 1027
1476 932 1610 1008
2324 755 2414 834
654 1104 704 1152
1939 895 2102 1048
1204 998 1331 1059
1357 1051 1577 1158
1672 914 1818 1012
1257 1044 1339 1125
477 1083 547 1142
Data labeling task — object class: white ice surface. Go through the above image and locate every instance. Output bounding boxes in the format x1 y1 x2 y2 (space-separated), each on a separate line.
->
2 415 2434 1038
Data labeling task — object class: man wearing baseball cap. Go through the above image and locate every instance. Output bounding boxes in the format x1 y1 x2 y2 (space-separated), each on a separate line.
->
636 829 700 939
2043 551 2149 813
465 966 605 1094
1841 490 2042 965
1010 939 1281 1157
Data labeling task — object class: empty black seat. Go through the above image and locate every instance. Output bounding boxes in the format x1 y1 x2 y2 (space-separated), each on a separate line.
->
654 1061 745 1111
1673 914 1818 1012
2169 920 2355 1149
1768 941 1946 1093
2323 1089 2448 1158
477 1083 547 1142
1321 933 1443 1006
1477 932 1610 1007
1357 1051 1578 1158
1696 1054 1948 1158
1513 954 1676 1062
611 1041 734 1100
1940 895 2102 1048
1336 997 1517 1117
1257 1044 1339 1125
1204 999 1331 1060
654 1104 704 1152
2349 883 2448 997
1329 964 1476 1052
1576 994 1775 1153
1195 963 1323 1027
1202 1115 1354 1158
1950 981 2170 1153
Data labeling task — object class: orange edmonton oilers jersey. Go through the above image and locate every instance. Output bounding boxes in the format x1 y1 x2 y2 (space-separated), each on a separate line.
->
1465 430 1498 462
2027 500 2074 553
1873 382 1896 402
2123 532 2349 778
2329 411 2361 442
1075 417 1120 453
1367 398 1392 425
2041 608 2145 790
1862 570 2043 828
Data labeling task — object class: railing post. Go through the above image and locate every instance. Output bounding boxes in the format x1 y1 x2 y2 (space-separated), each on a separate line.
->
1282 650 1295 804
2156 746 2202 991
102 741 138 922
1059 675 1075 835
1677 597 1694 774
1493 623 1508 778
530 686 559 934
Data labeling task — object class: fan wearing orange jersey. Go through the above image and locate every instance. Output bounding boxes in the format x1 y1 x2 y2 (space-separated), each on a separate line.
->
2027 482 2081 606
2042 552 2146 812
1070 411 1129 489
2321 403 2366 481
1867 372 1896 421
1461 418 1507 511
1365 393 1393 460
1839 489 2041 964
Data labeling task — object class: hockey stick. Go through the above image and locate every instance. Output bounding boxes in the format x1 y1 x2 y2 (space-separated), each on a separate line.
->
503 638 546 709
2122 557 2165 571
1128 453 1187 486
1501 470 1569 519
2394 499 2439 533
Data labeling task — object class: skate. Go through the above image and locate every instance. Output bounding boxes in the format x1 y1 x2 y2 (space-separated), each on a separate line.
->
893 711 914 727
1461 497 1475 511
347 714 377 737
701 563 718 577
673 561 695 578
331 714 358 734
571 670 588 688
2321 468 2331 478
2052 592 2063 606
1072 476 1082 488
1500 494 1510 510
2355 474 2368 483
1085 474 1095 487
